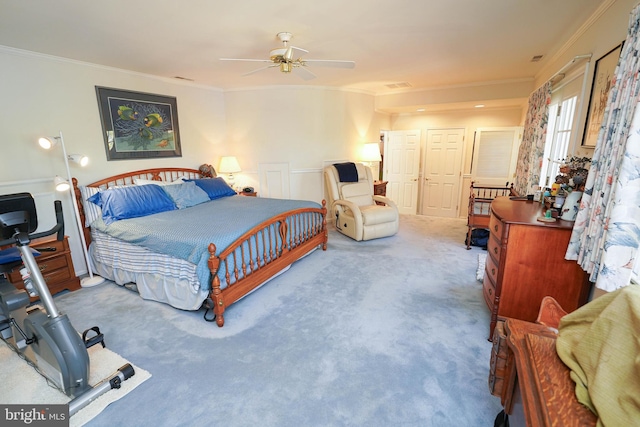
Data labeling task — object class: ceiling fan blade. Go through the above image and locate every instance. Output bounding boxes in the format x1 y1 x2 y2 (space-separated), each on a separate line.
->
303 59 355 69
220 58 273 63
293 66 316 81
242 64 279 76
283 46 308 61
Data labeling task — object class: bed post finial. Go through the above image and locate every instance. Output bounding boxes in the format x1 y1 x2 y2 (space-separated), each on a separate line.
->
207 243 225 327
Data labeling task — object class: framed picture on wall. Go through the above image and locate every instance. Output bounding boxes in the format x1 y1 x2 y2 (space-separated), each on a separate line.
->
582 43 623 147
96 87 182 160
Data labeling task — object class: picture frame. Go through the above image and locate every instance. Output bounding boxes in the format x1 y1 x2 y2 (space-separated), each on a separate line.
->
582 43 623 147
96 87 182 160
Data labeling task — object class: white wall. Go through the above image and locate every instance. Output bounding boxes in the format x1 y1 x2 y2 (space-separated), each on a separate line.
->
223 87 389 202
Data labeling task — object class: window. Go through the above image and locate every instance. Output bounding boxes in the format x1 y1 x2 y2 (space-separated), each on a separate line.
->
540 95 577 188
538 64 586 189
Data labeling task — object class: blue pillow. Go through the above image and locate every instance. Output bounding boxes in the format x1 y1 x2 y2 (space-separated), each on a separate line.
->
88 184 176 225
162 181 210 209
187 178 236 200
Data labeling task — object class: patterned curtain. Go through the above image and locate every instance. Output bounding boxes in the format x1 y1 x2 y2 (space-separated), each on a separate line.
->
565 4 640 292
513 81 552 197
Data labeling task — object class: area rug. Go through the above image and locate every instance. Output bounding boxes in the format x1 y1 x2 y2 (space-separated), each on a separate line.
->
477 253 487 282
0 339 151 427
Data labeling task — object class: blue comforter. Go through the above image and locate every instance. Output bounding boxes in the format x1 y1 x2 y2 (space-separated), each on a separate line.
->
91 195 321 290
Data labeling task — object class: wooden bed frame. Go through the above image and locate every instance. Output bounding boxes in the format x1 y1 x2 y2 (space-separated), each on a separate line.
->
72 167 328 327
466 181 514 250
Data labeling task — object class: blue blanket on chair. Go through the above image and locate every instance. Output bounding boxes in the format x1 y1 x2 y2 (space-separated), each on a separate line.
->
333 162 358 182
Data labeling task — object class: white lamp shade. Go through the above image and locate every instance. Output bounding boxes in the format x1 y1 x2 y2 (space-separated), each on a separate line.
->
219 156 241 173
54 176 70 192
361 143 382 162
68 154 89 167
38 136 58 150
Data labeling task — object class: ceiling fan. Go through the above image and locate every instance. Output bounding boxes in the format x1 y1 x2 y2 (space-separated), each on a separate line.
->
220 32 355 80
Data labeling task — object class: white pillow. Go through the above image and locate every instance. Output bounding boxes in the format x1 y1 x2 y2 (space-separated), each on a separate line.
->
79 186 101 226
133 177 186 186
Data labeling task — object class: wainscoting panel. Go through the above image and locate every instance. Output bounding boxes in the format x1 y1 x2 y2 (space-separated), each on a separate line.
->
258 162 290 199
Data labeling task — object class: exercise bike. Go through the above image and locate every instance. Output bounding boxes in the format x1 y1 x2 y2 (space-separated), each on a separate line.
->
0 192 134 415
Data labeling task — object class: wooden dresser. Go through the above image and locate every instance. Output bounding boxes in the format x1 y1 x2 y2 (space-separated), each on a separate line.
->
483 197 590 339
5 235 81 301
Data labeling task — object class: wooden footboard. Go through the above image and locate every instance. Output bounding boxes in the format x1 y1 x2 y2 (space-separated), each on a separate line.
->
207 202 327 327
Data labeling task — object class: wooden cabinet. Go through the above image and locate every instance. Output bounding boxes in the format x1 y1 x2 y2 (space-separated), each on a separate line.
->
483 197 590 339
6 235 80 301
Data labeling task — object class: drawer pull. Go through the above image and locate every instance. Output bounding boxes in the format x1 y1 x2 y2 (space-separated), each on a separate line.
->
35 246 57 252
488 288 493 296
492 268 496 275
493 247 498 255
39 264 47 272
494 225 498 232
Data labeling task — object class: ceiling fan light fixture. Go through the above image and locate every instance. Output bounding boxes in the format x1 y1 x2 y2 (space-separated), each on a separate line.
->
280 62 292 73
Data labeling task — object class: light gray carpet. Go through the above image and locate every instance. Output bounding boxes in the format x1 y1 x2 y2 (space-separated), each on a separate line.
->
52 215 502 426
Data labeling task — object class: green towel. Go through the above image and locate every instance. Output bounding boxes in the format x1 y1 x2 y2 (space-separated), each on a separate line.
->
556 284 640 427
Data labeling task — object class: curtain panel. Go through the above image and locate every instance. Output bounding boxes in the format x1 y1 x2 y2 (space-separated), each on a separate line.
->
513 81 552 197
565 4 640 292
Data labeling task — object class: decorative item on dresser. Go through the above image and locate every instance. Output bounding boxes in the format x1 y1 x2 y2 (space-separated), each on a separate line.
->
3 235 80 301
466 182 514 249
483 196 591 340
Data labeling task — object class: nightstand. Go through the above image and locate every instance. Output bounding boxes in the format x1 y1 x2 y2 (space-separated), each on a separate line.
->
238 191 257 197
373 180 388 205
5 235 81 301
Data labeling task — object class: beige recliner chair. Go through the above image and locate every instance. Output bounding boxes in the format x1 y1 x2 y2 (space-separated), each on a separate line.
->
324 163 399 241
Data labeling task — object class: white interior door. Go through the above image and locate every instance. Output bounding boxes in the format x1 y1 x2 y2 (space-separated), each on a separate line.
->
471 127 522 186
421 128 465 217
384 130 421 215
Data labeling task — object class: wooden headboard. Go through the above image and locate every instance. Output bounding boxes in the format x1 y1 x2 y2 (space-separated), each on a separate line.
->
72 167 204 247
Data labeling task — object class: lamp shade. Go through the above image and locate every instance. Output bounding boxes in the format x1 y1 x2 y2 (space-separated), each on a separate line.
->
361 143 382 162
219 156 241 173
54 175 70 192
38 136 58 150
68 154 89 167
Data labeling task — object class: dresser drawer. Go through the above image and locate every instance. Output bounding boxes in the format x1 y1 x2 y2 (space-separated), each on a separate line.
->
7 252 68 282
483 274 496 310
32 238 65 253
489 213 504 240
485 253 499 285
487 235 501 262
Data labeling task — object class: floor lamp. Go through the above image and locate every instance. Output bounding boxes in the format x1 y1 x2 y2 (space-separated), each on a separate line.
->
38 131 105 288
